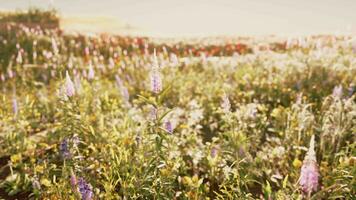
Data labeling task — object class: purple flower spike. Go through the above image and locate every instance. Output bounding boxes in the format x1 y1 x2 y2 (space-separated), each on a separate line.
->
65 71 75 97
59 138 71 159
299 135 320 196
150 71 162 94
165 121 173 134
70 172 77 190
78 178 93 200
87 64 95 80
150 49 162 94
12 97 18 117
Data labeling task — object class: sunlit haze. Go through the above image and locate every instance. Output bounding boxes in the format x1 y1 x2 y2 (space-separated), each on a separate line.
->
1 0 356 36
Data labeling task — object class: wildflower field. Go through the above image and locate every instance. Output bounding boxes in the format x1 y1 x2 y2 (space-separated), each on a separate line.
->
0 10 355 200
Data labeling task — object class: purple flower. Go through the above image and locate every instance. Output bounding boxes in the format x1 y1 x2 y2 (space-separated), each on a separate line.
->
211 146 218 158
150 106 158 120
165 121 173 134
70 172 77 191
12 97 18 117
65 71 75 97
78 178 93 200
299 135 319 196
59 138 71 159
150 71 162 94
150 49 162 94
72 135 80 148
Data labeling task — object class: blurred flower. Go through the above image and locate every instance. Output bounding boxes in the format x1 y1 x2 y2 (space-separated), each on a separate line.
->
65 71 75 97
332 85 343 99
210 146 218 158
72 135 80 148
150 49 162 94
299 135 319 196
296 93 303 104
115 75 130 103
12 97 18 117
52 37 59 55
221 92 231 113
150 71 162 94
150 106 158 121
348 84 354 97
87 64 95 80
32 176 41 190
59 138 71 159
165 121 173 134
16 51 23 64
74 74 82 93
70 171 77 191
78 178 93 200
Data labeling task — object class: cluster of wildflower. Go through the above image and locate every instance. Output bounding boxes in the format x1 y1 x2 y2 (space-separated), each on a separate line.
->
77 178 93 200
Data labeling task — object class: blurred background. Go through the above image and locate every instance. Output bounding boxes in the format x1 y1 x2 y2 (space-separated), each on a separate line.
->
1 0 356 36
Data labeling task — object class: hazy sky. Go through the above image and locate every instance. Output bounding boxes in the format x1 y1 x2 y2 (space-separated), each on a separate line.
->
1 0 355 36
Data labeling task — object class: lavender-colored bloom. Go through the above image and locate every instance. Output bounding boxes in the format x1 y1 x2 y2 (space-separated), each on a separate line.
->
65 71 75 97
87 64 95 80
12 97 18 117
150 49 162 94
299 135 319 196
210 146 218 158
78 178 93 200
165 121 173 134
332 85 343 99
150 71 162 94
32 177 41 190
74 74 82 93
150 106 158 121
59 138 71 159
72 135 80 148
70 172 77 191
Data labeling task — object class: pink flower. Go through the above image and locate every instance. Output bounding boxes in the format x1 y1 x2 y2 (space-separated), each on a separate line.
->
299 135 320 196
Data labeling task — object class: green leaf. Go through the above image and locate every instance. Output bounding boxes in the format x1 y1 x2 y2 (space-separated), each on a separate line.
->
282 175 288 189
137 94 157 107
